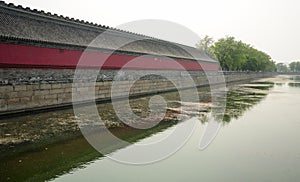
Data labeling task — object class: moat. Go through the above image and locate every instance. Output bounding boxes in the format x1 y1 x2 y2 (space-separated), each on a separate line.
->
1 75 300 181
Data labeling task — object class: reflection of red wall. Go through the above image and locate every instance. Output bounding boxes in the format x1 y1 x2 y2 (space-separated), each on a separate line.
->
0 43 219 71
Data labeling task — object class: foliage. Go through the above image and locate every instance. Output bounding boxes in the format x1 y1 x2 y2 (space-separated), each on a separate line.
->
196 36 276 71
195 35 215 58
276 63 290 72
289 61 300 72
196 35 214 51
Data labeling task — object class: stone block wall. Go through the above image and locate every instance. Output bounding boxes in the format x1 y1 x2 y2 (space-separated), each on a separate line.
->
0 70 275 115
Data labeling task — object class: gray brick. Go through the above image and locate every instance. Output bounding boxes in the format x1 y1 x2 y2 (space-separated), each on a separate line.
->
20 97 31 103
51 84 62 89
34 90 50 96
50 89 64 94
0 86 13 93
14 85 27 91
7 98 20 104
40 84 52 90
26 84 40 90
18 91 34 98
45 94 58 99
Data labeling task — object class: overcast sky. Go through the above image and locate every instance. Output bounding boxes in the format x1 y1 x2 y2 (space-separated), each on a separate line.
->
4 0 300 63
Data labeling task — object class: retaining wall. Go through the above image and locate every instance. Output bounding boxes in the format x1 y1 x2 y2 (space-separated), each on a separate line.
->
0 70 275 115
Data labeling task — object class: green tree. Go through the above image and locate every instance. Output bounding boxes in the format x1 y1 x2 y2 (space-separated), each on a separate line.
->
210 36 245 71
209 36 275 71
195 35 215 58
296 62 300 72
289 62 300 72
276 63 289 72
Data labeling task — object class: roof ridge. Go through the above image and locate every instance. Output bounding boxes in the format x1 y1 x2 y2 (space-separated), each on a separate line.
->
0 1 160 40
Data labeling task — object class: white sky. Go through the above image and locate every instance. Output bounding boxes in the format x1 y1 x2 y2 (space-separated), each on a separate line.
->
4 0 300 63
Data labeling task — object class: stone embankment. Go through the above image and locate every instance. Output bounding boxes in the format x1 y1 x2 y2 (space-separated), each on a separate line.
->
0 71 275 116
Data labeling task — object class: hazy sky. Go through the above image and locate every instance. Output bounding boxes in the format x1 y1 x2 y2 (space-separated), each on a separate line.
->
4 0 300 63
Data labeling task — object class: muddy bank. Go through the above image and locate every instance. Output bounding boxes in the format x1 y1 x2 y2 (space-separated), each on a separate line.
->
0 79 274 159
0 88 212 159
0 77 278 181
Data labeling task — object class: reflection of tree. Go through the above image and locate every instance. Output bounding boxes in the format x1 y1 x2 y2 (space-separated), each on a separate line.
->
288 82 300 87
222 92 266 122
0 116 178 181
212 82 274 123
0 82 278 181
0 90 183 181
289 76 300 81
275 83 285 86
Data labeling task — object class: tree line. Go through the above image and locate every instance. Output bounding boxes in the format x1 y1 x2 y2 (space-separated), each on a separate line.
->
196 36 276 71
276 62 300 72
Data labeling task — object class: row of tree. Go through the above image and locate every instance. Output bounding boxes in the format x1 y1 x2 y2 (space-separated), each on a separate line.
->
276 62 300 72
196 36 276 71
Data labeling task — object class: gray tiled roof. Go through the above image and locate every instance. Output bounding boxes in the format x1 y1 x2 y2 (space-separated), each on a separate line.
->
0 1 216 62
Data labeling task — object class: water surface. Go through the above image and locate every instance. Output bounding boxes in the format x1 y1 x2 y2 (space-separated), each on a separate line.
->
1 75 300 181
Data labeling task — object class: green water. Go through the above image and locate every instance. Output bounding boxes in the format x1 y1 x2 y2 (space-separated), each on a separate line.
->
1 75 300 181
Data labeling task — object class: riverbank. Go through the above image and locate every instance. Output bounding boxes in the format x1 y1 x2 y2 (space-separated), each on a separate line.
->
0 76 275 159
0 86 211 159
0 72 276 117
0 76 280 181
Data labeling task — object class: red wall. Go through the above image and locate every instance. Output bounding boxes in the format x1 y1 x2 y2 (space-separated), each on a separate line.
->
0 43 219 71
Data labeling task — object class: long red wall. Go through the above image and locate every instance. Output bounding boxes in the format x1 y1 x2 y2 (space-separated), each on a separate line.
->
0 43 218 71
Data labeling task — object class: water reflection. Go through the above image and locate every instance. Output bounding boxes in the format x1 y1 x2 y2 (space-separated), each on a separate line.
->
221 82 274 122
275 82 285 86
289 75 300 81
0 120 178 181
0 80 276 181
288 82 300 87
55 75 300 182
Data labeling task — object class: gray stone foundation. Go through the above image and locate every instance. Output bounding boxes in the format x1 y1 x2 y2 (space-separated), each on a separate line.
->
0 69 276 115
